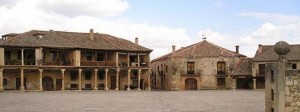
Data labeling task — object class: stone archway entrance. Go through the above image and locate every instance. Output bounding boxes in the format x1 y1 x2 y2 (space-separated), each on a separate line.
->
185 78 197 90
43 77 53 91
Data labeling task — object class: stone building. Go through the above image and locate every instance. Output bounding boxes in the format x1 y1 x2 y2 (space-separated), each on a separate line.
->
0 29 152 92
150 40 246 90
265 41 300 112
231 58 254 89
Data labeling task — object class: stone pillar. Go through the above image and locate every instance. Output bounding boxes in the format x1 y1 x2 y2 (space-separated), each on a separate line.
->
39 69 43 91
253 79 256 90
137 54 140 67
78 69 82 91
0 68 3 92
232 79 237 90
127 53 130 67
116 52 119 67
94 69 98 90
138 69 141 91
104 68 109 91
116 68 120 91
20 68 25 91
21 49 24 66
0 47 5 66
127 69 131 91
148 70 151 91
35 48 43 65
61 69 65 91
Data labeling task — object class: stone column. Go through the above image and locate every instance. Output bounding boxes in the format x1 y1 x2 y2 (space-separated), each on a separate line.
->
253 79 256 90
20 68 25 91
94 69 98 90
104 68 109 91
137 69 141 91
116 68 120 91
78 69 82 91
147 69 151 91
0 68 3 92
127 69 131 91
61 69 65 91
39 69 43 91
127 53 130 67
21 49 24 66
232 79 237 90
137 54 140 67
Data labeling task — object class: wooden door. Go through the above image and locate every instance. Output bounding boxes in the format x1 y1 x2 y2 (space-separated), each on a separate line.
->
16 78 26 90
42 77 53 91
56 79 62 91
185 78 197 90
111 76 116 90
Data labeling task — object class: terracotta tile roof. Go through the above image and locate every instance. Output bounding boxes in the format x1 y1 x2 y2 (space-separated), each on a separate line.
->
152 40 246 62
232 58 252 76
253 45 300 61
0 30 152 52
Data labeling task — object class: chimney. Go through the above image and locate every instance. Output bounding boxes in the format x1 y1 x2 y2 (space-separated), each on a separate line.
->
235 45 239 54
257 44 263 53
135 37 139 45
172 45 176 53
89 29 94 40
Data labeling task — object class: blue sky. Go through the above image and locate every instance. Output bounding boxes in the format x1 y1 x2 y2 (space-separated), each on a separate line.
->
0 0 299 59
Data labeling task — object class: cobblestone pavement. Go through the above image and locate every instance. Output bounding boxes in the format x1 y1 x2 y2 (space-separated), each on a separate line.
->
0 90 264 112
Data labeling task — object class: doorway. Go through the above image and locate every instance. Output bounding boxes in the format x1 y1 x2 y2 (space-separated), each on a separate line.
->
185 78 197 90
43 77 53 91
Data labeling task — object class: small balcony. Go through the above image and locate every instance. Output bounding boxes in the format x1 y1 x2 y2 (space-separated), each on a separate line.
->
5 59 22 65
42 59 72 66
80 61 116 66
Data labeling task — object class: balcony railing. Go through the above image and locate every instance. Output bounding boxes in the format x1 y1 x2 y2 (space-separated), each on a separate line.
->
42 59 72 66
80 61 116 66
5 59 22 65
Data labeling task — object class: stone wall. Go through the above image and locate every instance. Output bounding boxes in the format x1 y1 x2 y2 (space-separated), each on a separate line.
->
284 70 300 112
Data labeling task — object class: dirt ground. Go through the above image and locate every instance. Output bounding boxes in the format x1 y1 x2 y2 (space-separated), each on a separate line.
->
0 90 264 112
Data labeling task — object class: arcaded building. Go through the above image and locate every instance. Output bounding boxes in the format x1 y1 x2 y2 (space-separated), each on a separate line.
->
0 29 152 92
151 40 246 90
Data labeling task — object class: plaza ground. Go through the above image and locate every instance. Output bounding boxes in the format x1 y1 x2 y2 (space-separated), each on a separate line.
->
0 90 264 112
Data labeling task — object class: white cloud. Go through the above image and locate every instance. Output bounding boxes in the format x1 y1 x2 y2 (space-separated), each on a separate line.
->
240 12 300 24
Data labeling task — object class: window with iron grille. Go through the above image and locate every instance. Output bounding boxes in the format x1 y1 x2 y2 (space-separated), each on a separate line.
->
258 64 265 75
217 62 226 75
187 62 195 74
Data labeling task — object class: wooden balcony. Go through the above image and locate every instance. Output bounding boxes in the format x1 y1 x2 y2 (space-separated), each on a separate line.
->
5 59 22 65
42 59 72 66
80 61 116 66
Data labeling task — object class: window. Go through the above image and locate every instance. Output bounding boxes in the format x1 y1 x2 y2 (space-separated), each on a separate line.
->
187 62 195 74
258 64 265 75
85 84 92 89
217 62 226 75
70 71 78 81
70 84 78 88
86 51 93 61
49 51 57 61
4 51 11 59
85 71 92 80
166 65 168 72
292 64 297 69
3 79 7 85
98 70 104 80
96 52 104 61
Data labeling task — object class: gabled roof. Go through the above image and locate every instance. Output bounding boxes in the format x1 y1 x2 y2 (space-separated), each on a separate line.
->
152 40 246 62
232 58 252 76
253 44 300 61
0 30 152 52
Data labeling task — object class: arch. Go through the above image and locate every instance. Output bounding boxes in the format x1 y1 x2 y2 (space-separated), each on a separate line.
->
185 78 197 90
42 77 53 91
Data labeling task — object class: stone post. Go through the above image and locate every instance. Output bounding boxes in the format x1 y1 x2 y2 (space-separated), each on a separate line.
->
0 68 3 92
20 68 25 91
21 49 24 66
39 69 43 91
138 69 141 91
105 68 109 91
61 69 65 91
148 69 151 91
116 68 120 91
78 69 82 91
94 69 98 90
253 79 256 90
232 79 237 90
127 69 131 91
